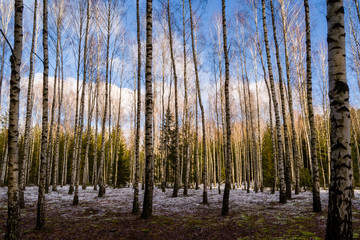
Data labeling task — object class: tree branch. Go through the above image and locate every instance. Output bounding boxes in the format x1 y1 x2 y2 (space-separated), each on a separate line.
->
0 29 14 55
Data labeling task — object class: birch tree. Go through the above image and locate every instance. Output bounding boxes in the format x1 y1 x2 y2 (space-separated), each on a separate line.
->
141 0 154 219
304 0 321 212
6 0 22 238
221 0 232 216
19 0 38 208
262 0 286 203
132 0 141 214
37 0 49 230
189 0 208 204
325 0 353 238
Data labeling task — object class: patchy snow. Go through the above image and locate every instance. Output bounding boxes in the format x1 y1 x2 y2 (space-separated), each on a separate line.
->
1 185 360 239
1 185 360 217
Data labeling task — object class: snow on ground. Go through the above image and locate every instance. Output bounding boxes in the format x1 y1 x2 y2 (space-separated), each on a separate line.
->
1 185 360 217
1 185 360 239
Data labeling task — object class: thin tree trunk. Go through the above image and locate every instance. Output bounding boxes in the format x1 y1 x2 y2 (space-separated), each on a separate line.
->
254 6 276 194
166 0 180 198
160 38 166 192
195 90 199 190
269 0 291 200
261 0 286 203
45 53 58 194
19 0 37 209
37 0 49 230
221 0 232 215
107 41 117 187
82 55 95 190
216 81 221 195
304 0 321 212
141 0 154 219
279 0 300 195
114 41 125 188
98 0 111 198
92 19 101 190
182 0 190 196
69 2 84 196
189 0 207 204
52 36 63 192
61 132 68 187
132 0 141 214
74 0 90 205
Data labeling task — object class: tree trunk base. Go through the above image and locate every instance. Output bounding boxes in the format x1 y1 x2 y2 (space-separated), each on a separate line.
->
183 188 188 196
6 203 20 239
280 192 287 204
68 185 74 195
172 186 178 198
98 185 105 197
19 190 25 209
73 195 79 205
132 203 140 215
202 192 208 204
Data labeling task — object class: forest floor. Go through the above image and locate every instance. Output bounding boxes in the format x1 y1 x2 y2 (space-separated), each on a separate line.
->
1 185 360 240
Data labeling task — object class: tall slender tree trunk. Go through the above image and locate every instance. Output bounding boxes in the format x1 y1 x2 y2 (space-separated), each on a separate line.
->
98 0 111 198
189 0 207 204
254 5 276 194
269 0 291 200
304 0 321 212
132 0 141 214
326 0 353 238
74 0 90 205
82 58 95 190
52 8 64 192
215 76 222 194
266 81 277 194
182 0 191 197
246 75 258 193
113 41 125 188
252 45 263 191
69 2 84 196
195 90 199 190
61 131 68 187
6 1 23 238
37 0 49 230
160 39 166 192
92 19 102 190
279 0 300 195
221 0 232 216
108 63 113 186
53 35 63 192
19 0 37 209
141 0 154 219
167 0 180 198
261 0 286 203
46 52 58 194
241 65 251 194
